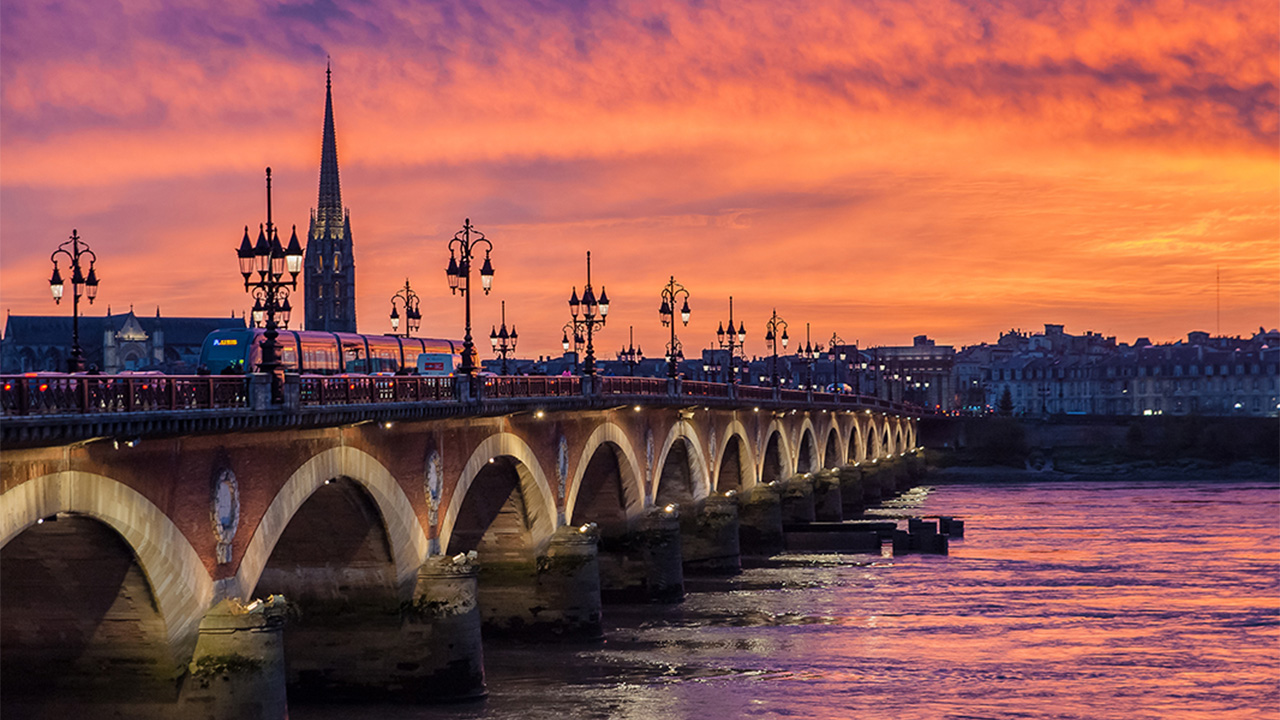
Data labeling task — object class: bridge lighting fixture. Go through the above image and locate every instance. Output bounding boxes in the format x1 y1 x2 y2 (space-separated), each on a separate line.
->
715 296 747 384
663 504 677 514
489 300 518 374
764 309 789 388
535 409 546 419
48 229 101 372
382 421 394 429
234 168 303 401
567 251 609 375
659 275 691 379
445 218 496 376
389 278 422 337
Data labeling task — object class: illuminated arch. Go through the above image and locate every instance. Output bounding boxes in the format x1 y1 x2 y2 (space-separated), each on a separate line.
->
438 432 558 556
823 422 845 467
654 419 712 502
714 417 759 490
237 446 428 601
795 417 820 473
1 472 212 659
565 421 646 523
761 417 795 478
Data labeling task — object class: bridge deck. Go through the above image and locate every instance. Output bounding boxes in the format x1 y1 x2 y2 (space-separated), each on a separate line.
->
1 373 923 447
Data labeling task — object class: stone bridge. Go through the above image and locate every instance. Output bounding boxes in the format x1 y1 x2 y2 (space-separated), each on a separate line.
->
1 373 923 719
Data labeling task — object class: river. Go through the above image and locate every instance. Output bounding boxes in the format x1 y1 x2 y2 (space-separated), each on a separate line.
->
294 478 1279 720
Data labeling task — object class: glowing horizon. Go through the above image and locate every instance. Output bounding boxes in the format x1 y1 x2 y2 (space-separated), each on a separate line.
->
2 0 1276 357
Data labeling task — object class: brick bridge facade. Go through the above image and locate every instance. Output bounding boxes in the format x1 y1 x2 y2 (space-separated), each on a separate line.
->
1 375 921 719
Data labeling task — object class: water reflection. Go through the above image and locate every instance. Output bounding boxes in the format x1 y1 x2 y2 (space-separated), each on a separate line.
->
294 480 1279 720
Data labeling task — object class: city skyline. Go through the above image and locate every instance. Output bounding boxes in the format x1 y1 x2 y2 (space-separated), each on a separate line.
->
2 0 1276 358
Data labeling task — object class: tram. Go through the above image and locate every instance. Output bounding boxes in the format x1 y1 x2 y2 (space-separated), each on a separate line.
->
198 329 461 375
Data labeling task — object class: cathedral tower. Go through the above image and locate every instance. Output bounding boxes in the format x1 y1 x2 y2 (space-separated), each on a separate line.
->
303 63 357 332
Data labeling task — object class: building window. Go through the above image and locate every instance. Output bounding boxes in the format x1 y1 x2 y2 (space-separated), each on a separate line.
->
335 253 342 273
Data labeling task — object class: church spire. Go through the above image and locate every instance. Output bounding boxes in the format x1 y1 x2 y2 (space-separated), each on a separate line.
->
317 58 342 215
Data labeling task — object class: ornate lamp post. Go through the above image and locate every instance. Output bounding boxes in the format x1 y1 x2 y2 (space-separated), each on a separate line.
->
444 218 495 376
659 276 691 379
618 326 642 376
567 251 609 375
763 308 789 388
562 318 586 371
48 229 101 372
827 332 847 392
235 168 304 391
715 296 747 384
800 323 823 389
489 300 518 375
389 278 421 338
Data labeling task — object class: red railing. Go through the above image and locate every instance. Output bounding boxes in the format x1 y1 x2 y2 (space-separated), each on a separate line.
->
778 389 809 403
599 377 668 395
1 374 249 416
3 373 928 418
735 385 775 401
483 375 581 399
299 375 454 406
680 380 731 398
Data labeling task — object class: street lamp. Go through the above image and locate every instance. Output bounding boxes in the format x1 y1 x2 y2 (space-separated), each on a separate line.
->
618 326 642 376
236 167 304 394
659 275 691 379
389 278 421 338
445 218 495 376
562 318 586 372
48 229 101 372
489 300 518 375
715 296 747 384
828 332 846 392
568 251 609 375
800 323 823 389
763 308 789 388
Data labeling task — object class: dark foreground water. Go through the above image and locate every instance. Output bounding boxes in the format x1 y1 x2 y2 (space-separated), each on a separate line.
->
296 479 1280 720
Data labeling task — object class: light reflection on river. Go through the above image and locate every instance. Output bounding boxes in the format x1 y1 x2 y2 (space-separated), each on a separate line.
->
295 479 1279 720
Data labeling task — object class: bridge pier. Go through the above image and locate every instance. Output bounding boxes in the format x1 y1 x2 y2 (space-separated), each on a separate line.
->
861 464 886 503
597 506 685 603
179 597 288 720
812 469 844 522
838 465 865 516
478 525 603 639
681 493 742 575
737 482 784 556
780 474 817 525
402 555 487 701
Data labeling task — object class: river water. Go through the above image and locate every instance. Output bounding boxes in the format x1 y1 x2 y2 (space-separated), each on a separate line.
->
295 478 1279 720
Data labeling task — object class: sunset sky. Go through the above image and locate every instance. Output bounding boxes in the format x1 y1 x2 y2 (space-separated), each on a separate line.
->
2 0 1276 357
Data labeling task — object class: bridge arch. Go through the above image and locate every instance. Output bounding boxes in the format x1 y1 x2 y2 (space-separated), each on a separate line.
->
1 471 212 665
236 446 428 601
846 415 865 464
823 425 843 468
654 420 712 507
760 419 793 483
566 421 646 531
893 422 905 456
795 418 820 474
866 419 882 461
439 432 558 556
713 418 758 492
